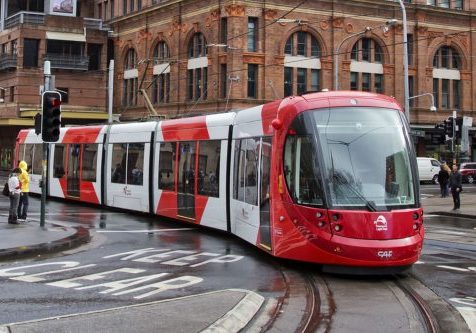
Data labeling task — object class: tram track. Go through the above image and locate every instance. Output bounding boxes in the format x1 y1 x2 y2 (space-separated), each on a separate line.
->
253 268 334 333
393 277 439 333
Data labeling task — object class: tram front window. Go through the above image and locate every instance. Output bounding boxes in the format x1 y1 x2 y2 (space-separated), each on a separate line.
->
284 133 324 206
314 107 416 209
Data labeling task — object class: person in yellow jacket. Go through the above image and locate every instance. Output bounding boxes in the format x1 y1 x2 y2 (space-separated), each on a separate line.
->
17 160 30 221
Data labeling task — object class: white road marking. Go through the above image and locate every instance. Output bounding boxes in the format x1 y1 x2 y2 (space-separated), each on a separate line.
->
431 230 467 236
96 228 194 233
436 265 471 272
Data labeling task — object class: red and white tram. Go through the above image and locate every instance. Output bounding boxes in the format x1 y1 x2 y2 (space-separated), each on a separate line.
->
15 91 424 271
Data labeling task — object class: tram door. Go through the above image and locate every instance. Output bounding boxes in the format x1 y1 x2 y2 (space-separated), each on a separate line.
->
177 141 195 219
259 137 272 250
67 144 81 197
232 138 261 243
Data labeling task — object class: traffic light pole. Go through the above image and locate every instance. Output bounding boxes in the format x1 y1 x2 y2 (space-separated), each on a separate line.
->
40 61 51 228
452 110 457 165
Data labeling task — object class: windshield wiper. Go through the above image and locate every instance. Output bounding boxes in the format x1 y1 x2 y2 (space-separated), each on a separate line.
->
366 200 378 212
332 174 379 212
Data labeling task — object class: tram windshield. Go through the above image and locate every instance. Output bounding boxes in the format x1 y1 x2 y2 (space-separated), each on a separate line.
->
284 107 416 210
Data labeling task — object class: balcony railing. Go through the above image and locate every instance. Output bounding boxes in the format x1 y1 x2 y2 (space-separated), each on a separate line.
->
83 18 110 31
4 11 45 29
44 54 89 71
0 54 17 70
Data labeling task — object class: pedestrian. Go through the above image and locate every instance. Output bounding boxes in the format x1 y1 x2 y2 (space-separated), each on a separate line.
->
7 167 22 224
437 164 450 198
449 164 463 211
17 160 30 221
443 163 451 197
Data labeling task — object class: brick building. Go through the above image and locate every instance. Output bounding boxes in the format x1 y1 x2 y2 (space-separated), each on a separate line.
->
104 0 476 161
0 0 109 170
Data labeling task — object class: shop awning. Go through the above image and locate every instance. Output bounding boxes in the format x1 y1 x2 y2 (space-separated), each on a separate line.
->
46 31 86 42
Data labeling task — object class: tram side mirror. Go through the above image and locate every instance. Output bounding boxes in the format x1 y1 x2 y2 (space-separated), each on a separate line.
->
272 119 283 130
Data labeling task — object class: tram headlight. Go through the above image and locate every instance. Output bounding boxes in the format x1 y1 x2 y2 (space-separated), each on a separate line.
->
318 221 326 228
412 213 419 220
316 212 323 218
413 223 420 231
334 224 343 232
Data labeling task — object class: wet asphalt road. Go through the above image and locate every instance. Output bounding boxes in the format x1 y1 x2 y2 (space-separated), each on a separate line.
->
0 199 286 325
0 194 474 331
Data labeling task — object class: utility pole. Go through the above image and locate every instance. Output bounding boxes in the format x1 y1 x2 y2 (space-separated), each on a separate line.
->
108 60 114 124
397 0 410 123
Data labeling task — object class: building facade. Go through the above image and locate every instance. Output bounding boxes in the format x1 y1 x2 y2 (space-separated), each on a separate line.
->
0 0 110 170
103 0 476 161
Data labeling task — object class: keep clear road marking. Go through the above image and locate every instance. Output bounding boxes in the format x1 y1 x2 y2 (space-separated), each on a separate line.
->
96 228 195 233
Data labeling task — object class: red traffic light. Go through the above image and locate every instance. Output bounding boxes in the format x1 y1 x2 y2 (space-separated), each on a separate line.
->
48 97 61 108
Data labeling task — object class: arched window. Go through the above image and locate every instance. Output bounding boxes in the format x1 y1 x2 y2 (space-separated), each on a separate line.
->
152 41 170 104
188 33 207 58
349 38 384 93
283 32 321 97
432 46 461 110
187 33 208 101
123 48 138 107
124 48 136 70
153 41 169 64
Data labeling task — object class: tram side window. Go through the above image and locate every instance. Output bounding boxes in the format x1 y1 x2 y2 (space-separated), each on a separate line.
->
31 144 42 174
159 142 176 191
198 140 220 197
111 143 127 184
82 144 97 182
234 138 259 205
284 135 323 206
18 144 25 165
234 139 246 201
53 145 65 178
23 144 33 172
127 143 144 186
233 140 241 200
245 138 259 206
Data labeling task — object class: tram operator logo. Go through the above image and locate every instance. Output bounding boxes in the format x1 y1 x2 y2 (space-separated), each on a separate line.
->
374 215 388 231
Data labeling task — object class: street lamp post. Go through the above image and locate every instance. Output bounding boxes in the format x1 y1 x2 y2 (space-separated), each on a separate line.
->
334 27 371 91
397 0 410 123
408 93 437 112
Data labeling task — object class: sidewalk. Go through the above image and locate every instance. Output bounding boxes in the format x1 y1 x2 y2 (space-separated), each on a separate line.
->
0 218 90 260
422 188 476 219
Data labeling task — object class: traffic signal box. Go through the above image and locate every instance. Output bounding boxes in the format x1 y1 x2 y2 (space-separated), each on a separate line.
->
435 116 464 144
444 117 454 138
455 117 463 140
41 91 62 142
